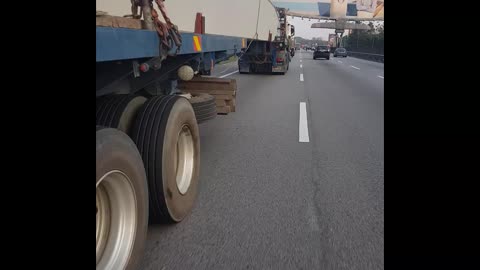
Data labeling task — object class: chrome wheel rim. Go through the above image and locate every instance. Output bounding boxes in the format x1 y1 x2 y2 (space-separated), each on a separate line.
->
175 124 195 195
96 170 137 270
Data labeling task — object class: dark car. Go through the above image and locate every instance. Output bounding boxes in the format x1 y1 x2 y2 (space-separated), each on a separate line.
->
334 47 348 57
313 45 330 60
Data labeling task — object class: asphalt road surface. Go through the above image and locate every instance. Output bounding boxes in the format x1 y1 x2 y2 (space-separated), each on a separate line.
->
140 50 384 270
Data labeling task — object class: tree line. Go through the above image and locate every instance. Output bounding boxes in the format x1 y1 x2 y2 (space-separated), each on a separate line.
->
343 22 384 55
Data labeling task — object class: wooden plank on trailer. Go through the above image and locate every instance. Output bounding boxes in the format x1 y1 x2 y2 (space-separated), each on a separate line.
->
96 15 146 29
190 77 235 84
226 99 236 106
215 100 227 106
231 79 237 91
226 99 236 112
182 92 233 100
178 84 236 91
178 79 237 91
216 106 231 114
183 89 236 95
213 95 233 101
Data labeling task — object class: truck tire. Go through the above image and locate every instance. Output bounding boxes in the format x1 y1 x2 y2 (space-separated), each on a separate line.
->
131 96 200 223
189 93 217 124
238 64 248 74
96 127 148 270
96 95 148 135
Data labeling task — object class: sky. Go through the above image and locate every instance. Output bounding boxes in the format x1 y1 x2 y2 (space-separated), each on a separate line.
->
289 16 334 40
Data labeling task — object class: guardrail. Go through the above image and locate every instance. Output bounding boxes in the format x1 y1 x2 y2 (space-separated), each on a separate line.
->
347 51 384 63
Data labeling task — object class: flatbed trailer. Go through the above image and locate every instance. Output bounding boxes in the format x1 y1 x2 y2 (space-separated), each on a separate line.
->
96 24 245 270
96 26 244 96
96 2 282 270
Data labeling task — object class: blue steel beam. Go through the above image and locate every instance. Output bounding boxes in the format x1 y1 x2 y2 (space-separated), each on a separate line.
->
96 27 244 62
96 27 159 62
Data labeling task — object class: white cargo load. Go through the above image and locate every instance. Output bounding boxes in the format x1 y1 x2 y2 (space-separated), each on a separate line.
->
96 0 280 41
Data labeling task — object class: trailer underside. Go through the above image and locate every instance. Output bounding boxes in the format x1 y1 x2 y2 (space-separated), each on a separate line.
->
96 26 247 96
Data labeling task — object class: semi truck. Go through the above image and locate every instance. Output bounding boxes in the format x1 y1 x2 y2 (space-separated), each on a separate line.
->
238 7 295 74
96 1 282 269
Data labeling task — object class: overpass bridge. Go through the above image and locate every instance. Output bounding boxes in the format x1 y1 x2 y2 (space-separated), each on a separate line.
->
271 1 384 48
271 0 384 21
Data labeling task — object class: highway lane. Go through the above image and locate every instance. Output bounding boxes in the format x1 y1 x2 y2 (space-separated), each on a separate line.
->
305 50 384 86
140 49 384 270
331 53 384 75
300 49 384 269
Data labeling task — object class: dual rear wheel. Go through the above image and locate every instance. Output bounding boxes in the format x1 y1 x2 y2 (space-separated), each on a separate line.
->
96 94 201 270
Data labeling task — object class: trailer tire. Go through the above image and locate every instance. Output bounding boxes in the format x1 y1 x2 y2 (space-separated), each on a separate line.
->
132 96 200 223
188 93 217 123
96 95 148 135
96 127 148 270
189 93 214 108
238 64 247 74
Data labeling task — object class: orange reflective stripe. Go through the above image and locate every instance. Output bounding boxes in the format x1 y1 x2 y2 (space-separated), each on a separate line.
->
193 36 202 52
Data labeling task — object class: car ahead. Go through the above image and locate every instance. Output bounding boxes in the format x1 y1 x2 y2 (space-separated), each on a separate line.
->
334 47 348 57
313 45 330 60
